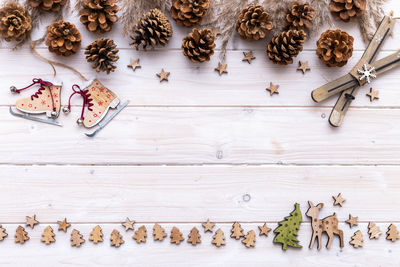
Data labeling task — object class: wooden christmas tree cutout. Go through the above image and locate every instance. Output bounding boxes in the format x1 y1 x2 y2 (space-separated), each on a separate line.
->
170 227 184 245
332 193 346 207
230 222 244 240
41 226 56 245
122 217 135 231
386 224 400 242
306 201 344 250
0 225 7 241
274 203 303 250
26 215 39 229
212 229 226 247
153 223 167 241
259 223 271 237
242 230 256 248
89 225 103 244
187 227 201 246
133 225 147 243
57 218 71 232
349 230 363 248
346 214 358 228
15 226 29 244
71 229 85 247
368 222 382 239
110 229 124 247
202 219 215 233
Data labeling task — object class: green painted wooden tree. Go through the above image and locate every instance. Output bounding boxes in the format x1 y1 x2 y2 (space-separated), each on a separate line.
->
273 203 303 250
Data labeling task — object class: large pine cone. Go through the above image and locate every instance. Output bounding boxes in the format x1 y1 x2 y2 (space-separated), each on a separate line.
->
85 38 119 74
171 0 210 27
130 8 173 51
0 3 32 42
266 29 307 65
329 0 366 22
27 0 67 12
45 20 81 57
79 0 119 34
236 5 273 41
286 1 315 30
182 28 216 63
316 29 354 67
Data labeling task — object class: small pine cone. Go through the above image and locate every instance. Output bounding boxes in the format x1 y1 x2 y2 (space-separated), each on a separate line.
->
171 0 210 27
236 5 273 41
130 8 173 51
266 29 307 65
182 28 216 63
79 0 119 34
286 1 315 30
27 0 67 12
0 3 32 42
316 29 354 67
85 38 119 74
45 20 81 57
329 0 366 22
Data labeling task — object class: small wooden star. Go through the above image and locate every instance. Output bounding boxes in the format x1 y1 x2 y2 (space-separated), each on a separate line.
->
297 61 310 74
366 88 379 101
258 223 271 237
215 62 228 76
157 69 170 82
266 82 279 96
202 219 215 233
122 217 135 231
346 214 358 228
242 51 255 64
57 218 71 232
26 215 39 229
127 58 141 71
333 193 346 207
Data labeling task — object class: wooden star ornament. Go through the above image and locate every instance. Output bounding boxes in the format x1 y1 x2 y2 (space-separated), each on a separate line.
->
122 217 135 231
366 88 379 101
258 223 271 237
26 215 39 229
346 214 359 228
215 62 228 76
297 61 310 74
57 218 71 232
333 193 346 207
202 219 215 233
157 69 170 82
242 51 255 64
127 58 141 71
266 82 279 96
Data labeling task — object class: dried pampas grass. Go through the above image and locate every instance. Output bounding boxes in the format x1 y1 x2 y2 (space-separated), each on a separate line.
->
359 0 388 43
310 0 334 36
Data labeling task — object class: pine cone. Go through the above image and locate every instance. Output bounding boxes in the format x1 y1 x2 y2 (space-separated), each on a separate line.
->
236 5 273 41
85 38 119 74
45 20 81 57
0 3 32 42
79 0 119 34
266 29 307 65
182 28 216 63
316 29 354 67
130 8 173 51
329 0 366 22
27 0 67 12
171 0 210 27
286 1 315 30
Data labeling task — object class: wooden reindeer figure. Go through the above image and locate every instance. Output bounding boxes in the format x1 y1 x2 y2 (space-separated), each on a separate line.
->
306 201 344 250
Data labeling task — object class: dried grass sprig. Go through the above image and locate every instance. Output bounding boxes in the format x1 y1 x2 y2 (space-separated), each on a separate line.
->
359 0 388 43
310 0 334 36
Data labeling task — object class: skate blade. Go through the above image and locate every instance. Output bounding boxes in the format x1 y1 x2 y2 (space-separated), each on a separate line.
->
85 100 129 137
9 107 63 127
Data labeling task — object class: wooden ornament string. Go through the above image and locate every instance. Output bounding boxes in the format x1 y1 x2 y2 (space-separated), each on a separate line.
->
29 38 88 82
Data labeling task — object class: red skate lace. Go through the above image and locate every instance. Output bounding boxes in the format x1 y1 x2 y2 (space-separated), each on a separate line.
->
66 84 94 120
14 78 57 112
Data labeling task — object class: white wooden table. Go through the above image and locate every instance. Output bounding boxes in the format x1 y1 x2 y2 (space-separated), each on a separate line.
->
1 1 400 266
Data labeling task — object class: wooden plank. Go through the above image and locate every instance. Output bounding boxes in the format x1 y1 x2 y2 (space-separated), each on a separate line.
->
2 50 400 107
0 165 399 222
0 222 398 266
2 107 400 165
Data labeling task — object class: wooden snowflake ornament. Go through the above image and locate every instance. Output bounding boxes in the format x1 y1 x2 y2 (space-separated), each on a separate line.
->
41 226 56 245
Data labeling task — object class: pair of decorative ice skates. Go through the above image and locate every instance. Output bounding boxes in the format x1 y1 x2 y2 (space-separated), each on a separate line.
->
9 78 129 137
